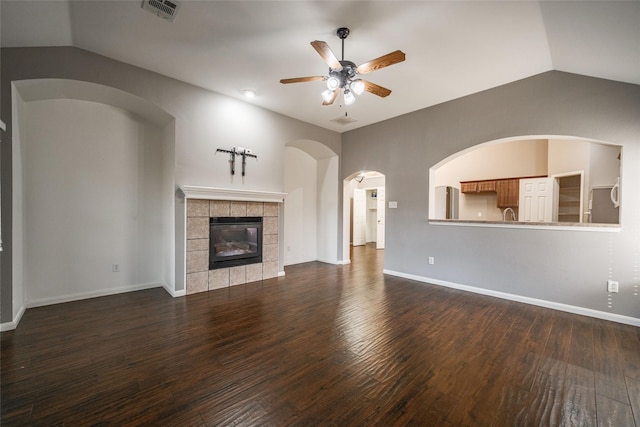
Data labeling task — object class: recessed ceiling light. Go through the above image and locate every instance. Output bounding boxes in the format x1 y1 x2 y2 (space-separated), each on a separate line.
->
242 89 256 98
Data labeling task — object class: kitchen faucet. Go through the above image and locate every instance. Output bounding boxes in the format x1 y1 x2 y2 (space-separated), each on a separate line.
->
503 207 516 221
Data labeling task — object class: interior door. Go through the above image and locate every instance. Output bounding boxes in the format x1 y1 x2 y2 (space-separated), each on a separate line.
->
352 188 366 246
376 187 385 249
519 177 555 222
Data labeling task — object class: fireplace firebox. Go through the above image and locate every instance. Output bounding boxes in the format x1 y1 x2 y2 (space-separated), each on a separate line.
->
209 217 263 269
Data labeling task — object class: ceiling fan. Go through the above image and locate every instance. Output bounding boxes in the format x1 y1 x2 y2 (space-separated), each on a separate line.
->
280 27 406 106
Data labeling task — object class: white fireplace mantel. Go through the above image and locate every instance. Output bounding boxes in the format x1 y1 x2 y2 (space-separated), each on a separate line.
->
179 185 286 203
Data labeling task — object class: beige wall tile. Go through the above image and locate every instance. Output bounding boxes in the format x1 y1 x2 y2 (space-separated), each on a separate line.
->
263 234 278 245
246 263 263 283
264 216 278 235
264 203 278 217
209 268 229 290
262 262 278 280
210 200 230 217
246 202 264 217
230 201 247 217
187 199 209 217
186 272 208 294
263 243 278 262
185 198 282 294
229 265 246 286
187 250 209 273
187 217 209 239
187 238 208 252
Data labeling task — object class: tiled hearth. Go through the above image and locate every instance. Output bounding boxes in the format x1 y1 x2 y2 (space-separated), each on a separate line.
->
185 199 279 294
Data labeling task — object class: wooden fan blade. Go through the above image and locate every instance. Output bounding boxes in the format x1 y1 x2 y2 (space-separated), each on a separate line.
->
280 76 325 84
311 40 343 70
356 50 406 74
322 88 340 106
363 80 392 97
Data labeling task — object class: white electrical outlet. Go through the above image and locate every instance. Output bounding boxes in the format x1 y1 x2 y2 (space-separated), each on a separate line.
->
428 257 435 265
112 264 120 273
607 279 619 293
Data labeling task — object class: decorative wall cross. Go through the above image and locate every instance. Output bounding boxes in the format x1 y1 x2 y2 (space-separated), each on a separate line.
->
216 147 258 177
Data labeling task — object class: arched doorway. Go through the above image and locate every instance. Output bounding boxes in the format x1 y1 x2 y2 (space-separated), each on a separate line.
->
342 171 386 264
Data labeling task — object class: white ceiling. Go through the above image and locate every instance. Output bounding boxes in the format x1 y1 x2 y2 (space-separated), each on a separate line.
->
2 1 639 133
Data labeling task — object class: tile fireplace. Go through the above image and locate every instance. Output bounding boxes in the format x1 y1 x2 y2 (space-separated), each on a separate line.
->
181 186 286 295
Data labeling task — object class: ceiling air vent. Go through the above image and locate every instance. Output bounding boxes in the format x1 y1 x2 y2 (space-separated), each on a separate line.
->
141 0 181 22
331 114 358 126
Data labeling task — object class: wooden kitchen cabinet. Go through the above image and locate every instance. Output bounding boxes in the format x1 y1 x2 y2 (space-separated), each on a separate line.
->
496 179 519 207
460 180 495 193
460 182 478 193
477 180 496 192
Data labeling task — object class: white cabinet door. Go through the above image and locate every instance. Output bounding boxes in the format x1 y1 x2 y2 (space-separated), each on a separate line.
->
519 178 555 222
376 187 385 249
353 188 366 246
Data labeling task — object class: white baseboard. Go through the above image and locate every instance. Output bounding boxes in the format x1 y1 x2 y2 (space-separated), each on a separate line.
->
0 304 26 332
26 282 162 309
278 271 286 277
383 269 640 327
337 259 351 265
1 282 163 332
316 257 340 265
163 283 186 297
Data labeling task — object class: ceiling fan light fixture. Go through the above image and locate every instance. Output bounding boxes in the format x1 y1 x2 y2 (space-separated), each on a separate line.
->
351 79 365 95
322 89 335 103
327 76 341 91
344 89 356 105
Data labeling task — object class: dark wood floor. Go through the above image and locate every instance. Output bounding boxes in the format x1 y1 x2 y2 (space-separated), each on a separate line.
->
2 244 639 426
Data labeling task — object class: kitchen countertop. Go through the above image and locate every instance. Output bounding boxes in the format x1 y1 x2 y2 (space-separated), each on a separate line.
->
429 219 621 231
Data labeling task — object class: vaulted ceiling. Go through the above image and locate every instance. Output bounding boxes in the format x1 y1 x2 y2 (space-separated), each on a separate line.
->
2 1 638 133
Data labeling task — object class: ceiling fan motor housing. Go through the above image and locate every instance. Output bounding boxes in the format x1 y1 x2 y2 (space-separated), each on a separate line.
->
329 60 357 89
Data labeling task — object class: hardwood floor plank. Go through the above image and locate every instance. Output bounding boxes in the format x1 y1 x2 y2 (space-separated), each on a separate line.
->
613 323 640 381
1 244 637 426
627 376 640 426
569 315 595 370
596 394 635 427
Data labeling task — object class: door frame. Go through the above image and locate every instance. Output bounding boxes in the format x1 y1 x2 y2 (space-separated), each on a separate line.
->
552 170 584 223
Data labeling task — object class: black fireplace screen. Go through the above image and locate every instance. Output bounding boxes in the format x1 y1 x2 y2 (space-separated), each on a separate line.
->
209 217 263 269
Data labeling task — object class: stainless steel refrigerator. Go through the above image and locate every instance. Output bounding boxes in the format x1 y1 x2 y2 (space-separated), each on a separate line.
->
434 186 459 219
589 184 619 224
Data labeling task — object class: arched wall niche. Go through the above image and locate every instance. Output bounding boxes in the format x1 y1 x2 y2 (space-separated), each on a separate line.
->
11 78 178 317
284 139 339 265
429 135 621 225
14 78 174 126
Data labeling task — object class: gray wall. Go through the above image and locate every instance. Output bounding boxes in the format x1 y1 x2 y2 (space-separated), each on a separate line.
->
342 71 640 320
2 46 638 325
1 47 341 324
